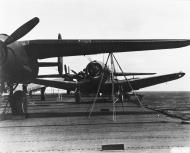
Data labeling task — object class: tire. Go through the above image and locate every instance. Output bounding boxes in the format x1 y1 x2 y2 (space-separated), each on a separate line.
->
9 90 27 115
75 91 81 103
119 93 124 103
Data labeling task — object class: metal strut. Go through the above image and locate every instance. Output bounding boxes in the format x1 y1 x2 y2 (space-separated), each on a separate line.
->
88 53 188 122
110 53 116 121
88 54 111 118
112 54 189 122
88 53 126 121
110 53 128 121
112 54 145 108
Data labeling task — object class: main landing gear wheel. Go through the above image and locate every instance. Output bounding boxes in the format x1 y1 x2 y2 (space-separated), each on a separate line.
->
118 93 124 103
75 91 81 103
9 90 27 116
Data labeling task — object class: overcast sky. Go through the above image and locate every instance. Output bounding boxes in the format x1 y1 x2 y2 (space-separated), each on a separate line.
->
1 0 190 91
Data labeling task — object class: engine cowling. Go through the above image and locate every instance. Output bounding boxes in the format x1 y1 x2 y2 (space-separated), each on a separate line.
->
86 61 105 79
0 34 39 83
0 34 8 65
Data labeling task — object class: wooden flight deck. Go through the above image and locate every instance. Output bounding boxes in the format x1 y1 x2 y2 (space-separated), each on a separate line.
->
0 92 189 153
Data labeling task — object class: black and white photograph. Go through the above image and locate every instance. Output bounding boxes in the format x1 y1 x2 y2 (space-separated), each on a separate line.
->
0 0 190 152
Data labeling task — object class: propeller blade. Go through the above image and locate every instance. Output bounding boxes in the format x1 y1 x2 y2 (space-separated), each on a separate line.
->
58 33 62 40
57 34 63 75
68 66 70 74
4 17 39 45
71 69 78 75
64 64 68 74
58 57 63 75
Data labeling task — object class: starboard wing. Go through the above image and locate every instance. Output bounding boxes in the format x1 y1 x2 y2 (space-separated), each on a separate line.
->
25 39 190 59
114 72 156 76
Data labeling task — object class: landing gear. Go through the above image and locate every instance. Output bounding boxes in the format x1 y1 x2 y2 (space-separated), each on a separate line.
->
67 90 71 95
7 83 28 116
75 89 81 103
118 93 124 103
40 87 46 101
9 90 27 115
136 94 144 102
124 93 130 102
117 86 125 103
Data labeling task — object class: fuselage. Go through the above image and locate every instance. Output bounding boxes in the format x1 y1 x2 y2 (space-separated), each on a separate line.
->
75 60 115 94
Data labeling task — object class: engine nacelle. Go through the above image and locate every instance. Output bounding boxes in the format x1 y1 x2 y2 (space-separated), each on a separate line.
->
0 34 39 83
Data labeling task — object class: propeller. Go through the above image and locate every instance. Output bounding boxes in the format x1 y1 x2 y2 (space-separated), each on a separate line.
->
4 17 39 45
70 69 87 81
63 64 77 81
71 69 78 75
57 56 63 75
58 33 62 40
68 66 70 74
57 33 63 75
64 64 68 74
0 17 39 65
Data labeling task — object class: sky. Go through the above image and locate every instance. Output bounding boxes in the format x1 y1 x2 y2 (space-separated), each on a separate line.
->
1 0 190 91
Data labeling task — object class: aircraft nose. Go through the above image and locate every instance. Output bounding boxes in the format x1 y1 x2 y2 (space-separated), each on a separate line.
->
0 41 6 65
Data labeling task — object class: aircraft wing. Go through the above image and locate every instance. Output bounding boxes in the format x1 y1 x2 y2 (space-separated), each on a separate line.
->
32 79 77 91
104 72 185 92
114 72 156 76
25 39 190 59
